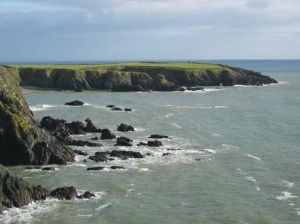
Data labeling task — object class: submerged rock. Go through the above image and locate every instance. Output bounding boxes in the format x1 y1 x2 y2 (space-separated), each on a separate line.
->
110 166 125 170
106 105 115 108
138 140 162 147
65 100 84 106
112 107 122 111
117 123 135 132
110 150 144 160
41 167 55 171
101 129 116 140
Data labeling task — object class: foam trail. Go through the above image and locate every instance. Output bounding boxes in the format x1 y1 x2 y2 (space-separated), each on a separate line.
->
276 192 298 201
247 154 262 161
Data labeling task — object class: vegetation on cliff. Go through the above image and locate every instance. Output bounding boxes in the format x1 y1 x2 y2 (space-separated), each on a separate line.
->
11 62 277 91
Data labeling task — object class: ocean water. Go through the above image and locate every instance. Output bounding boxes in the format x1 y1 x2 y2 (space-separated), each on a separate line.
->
1 60 300 224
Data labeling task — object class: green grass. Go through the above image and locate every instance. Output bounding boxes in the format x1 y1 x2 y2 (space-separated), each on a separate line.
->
9 62 225 71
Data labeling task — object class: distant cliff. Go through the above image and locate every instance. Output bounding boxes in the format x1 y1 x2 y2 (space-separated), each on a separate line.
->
17 63 278 92
0 65 74 166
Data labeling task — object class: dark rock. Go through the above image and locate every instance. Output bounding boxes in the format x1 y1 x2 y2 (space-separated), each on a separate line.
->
50 186 77 200
25 166 41 170
167 148 181 151
115 137 133 146
101 129 116 140
186 86 204 91
177 86 186 91
110 166 125 169
117 123 135 132
65 121 86 135
89 152 110 162
149 134 169 139
65 100 84 106
0 66 74 166
91 136 99 140
77 191 96 199
74 150 88 156
162 153 173 156
41 167 55 171
110 150 144 160
84 118 101 133
87 166 104 171
68 139 101 147
40 116 66 132
106 105 115 108
112 107 122 111
0 165 50 211
195 158 202 161
137 142 147 146
124 108 132 112
147 140 162 147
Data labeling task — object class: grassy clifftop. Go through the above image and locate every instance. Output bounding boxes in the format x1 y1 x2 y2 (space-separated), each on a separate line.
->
9 62 277 91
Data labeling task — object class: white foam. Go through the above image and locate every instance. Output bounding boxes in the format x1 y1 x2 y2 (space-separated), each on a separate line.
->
276 191 298 201
30 104 57 112
0 199 58 224
95 202 112 212
165 113 174 118
256 186 261 191
282 180 295 188
246 176 257 183
171 123 181 129
203 148 217 154
247 154 262 161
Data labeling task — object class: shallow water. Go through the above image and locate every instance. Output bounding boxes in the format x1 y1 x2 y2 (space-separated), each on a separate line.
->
1 60 300 224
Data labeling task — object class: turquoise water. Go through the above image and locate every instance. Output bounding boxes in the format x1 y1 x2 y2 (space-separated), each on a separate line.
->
1 60 300 224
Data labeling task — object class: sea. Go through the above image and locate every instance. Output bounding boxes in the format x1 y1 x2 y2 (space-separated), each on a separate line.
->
0 60 299 224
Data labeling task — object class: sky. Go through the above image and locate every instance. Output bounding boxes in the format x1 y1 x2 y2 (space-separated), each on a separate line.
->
0 0 299 62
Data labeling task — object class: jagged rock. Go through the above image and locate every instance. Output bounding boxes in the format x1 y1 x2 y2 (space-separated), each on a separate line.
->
110 150 144 160
0 66 74 166
115 137 133 146
87 166 104 171
117 123 134 132
77 191 96 199
65 100 84 106
124 108 132 112
89 152 110 162
84 118 101 133
50 186 77 200
101 129 116 140
74 150 88 156
65 121 86 135
149 134 169 139
112 107 122 111
110 166 125 169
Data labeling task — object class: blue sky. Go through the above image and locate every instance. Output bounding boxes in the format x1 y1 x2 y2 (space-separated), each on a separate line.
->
0 0 299 62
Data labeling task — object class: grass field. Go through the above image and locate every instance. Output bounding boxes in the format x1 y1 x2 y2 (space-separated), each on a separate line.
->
9 62 225 71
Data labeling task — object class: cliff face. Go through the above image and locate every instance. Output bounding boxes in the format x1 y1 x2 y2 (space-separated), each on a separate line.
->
0 66 74 166
19 64 278 92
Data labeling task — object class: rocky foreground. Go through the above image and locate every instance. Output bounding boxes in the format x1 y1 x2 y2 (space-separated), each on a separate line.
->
17 62 278 91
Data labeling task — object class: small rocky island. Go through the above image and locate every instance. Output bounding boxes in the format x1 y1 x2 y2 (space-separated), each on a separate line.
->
0 62 278 213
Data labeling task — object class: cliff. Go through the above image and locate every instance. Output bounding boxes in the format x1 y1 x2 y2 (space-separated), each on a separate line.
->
0 65 74 166
17 62 278 91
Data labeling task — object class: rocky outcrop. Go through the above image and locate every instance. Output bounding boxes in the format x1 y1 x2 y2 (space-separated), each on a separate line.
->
18 63 278 92
0 66 74 166
65 100 84 106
